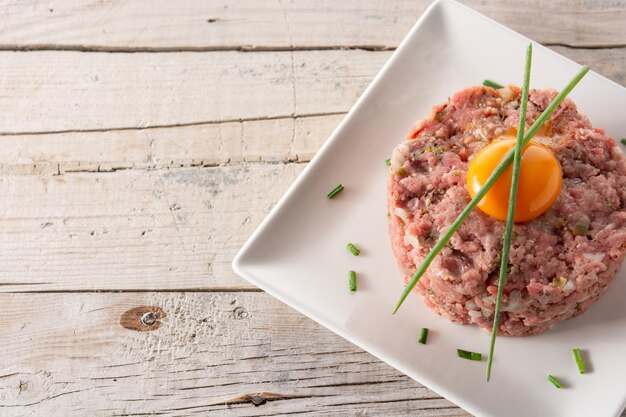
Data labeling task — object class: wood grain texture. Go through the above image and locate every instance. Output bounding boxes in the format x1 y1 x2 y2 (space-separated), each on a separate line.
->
0 164 305 291
0 50 386 134
0 113 341 175
0 292 469 417
0 0 622 50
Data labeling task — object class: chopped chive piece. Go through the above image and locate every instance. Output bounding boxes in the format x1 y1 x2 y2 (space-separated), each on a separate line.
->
483 79 504 89
547 375 562 388
621 138 626 146
573 348 586 374
327 184 344 199
486 44 533 382
392 52 590 315
385 158 391 166
346 243 360 256
457 349 482 361
349 271 357 292
418 327 429 344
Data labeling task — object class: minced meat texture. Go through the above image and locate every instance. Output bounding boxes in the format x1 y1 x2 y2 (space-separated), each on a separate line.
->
387 85 626 336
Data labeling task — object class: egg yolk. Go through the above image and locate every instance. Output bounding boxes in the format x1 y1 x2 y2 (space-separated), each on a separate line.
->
466 139 562 222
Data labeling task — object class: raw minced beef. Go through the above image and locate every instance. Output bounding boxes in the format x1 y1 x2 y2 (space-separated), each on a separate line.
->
387 85 626 336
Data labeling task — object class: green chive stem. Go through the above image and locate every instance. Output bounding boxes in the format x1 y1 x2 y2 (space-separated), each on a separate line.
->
349 271 357 292
573 348 586 374
457 349 482 361
392 62 590 315
327 184 344 199
486 44 533 382
346 243 360 256
621 138 626 146
547 374 562 388
483 79 504 89
418 327 429 344
385 158 391 166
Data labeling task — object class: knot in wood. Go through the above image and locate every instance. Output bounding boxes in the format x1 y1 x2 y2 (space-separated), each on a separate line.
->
233 306 249 319
120 305 166 331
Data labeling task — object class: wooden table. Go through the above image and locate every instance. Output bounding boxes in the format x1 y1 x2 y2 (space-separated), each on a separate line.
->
0 1 623 415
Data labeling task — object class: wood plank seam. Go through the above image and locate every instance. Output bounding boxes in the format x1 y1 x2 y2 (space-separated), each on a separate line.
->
0 44 398 53
0 112 348 137
0 43 619 54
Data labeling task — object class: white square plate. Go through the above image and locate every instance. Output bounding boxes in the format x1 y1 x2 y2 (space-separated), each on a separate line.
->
233 1 626 415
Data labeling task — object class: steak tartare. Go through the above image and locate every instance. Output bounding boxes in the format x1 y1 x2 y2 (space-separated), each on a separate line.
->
387 85 626 336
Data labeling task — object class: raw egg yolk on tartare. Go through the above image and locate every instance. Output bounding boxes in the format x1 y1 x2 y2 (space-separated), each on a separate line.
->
466 138 562 222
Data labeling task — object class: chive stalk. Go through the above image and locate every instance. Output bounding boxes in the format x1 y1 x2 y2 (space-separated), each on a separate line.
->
346 243 360 256
547 375 562 388
621 138 626 146
483 79 504 89
385 158 391 166
392 62 590 315
327 184 344 199
349 271 357 292
457 349 482 361
573 348 586 374
486 44 533 382
418 327 429 344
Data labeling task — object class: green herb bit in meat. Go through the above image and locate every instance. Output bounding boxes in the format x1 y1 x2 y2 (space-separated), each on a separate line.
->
571 218 589 236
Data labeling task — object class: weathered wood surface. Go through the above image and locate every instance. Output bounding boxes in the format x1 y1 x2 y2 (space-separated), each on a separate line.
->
0 165 304 292
0 292 469 417
0 50 382 134
0 0 623 49
0 0 623 416
0 48 623 135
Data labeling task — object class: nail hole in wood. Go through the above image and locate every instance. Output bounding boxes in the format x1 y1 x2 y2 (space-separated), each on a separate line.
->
141 312 157 326
233 306 249 319
250 396 266 406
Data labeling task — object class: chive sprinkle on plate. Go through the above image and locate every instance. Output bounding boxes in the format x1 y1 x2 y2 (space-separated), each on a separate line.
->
457 349 482 361
486 44 533 382
573 348 586 374
418 327 429 344
346 243 360 256
547 375 563 389
349 270 357 292
391 53 590 317
621 138 626 146
385 158 391 166
327 184 344 199
483 79 504 89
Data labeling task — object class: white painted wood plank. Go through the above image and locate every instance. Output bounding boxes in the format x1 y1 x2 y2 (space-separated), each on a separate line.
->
0 114 341 175
0 165 306 291
0 109 342 291
0 292 469 417
0 48 621 135
0 0 622 49
0 50 389 133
